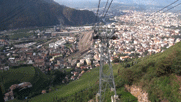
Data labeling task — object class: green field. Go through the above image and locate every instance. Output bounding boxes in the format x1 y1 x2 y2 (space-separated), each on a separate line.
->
8 26 52 40
0 65 50 100
0 66 35 91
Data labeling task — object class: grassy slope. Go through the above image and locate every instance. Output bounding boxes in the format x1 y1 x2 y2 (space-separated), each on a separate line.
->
9 64 126 102
117 42 181 101
28 67 100 102
0 66 50 101
22 64 137 102
0 66 35 91
29 67 50 95
7 67 99 102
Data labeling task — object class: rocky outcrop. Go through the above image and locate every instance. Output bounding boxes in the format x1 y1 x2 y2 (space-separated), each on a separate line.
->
125 85 150 102
88 99 95 102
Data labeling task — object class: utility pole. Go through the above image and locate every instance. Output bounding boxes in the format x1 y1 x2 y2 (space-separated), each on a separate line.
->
94 28 118 102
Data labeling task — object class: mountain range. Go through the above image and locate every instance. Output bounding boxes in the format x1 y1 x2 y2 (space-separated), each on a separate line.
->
55 0 181 9
0 0 97 31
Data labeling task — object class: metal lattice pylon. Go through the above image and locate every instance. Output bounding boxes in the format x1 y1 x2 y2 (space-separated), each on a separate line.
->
94 29 118 102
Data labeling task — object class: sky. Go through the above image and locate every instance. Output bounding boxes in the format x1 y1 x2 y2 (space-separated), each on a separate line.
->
54 0 181 9
54 0 177 5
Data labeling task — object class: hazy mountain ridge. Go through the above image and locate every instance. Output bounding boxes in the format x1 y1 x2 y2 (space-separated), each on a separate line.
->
55 0 179 10
0 0 96 31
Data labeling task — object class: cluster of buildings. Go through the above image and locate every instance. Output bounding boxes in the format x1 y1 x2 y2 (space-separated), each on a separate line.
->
62 55 93 81
84 11 181 63
0 39 9 47
0 36 77 72
98 11 181 61
0 25 95 85
49 37 75 49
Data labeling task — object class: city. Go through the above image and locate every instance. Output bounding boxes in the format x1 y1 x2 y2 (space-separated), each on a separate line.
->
0 0 181 102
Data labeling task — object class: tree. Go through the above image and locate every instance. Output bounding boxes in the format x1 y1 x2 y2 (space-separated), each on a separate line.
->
144 50 148 56
113 58 120 63
124 63 130 68
52 70 66 85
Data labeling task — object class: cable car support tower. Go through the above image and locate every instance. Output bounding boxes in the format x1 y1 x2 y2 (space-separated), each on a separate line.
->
92 1 118 101
93 28 118 102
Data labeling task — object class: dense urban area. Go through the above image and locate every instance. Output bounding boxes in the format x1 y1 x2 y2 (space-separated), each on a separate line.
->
1 1 181 101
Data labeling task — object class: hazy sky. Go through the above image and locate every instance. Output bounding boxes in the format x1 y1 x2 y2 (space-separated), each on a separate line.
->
54 0 181 8
54 0 180 5
54 0 177 4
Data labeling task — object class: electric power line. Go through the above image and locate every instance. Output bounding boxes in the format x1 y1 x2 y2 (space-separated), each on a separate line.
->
102 0 110 17
95 0 102 23
163 2 181 13
103 0 114 18
152 0 179 15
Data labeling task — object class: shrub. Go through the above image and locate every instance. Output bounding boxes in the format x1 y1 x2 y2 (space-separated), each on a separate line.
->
120 69 134 85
